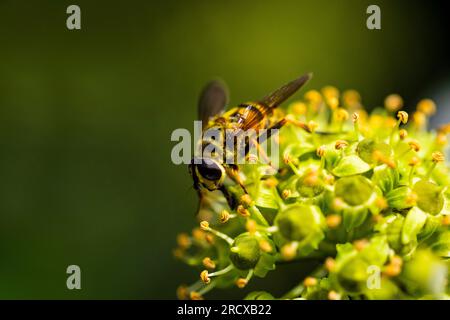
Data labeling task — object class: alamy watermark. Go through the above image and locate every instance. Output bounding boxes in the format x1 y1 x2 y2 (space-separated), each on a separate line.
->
66 5 81 30
366 5 381 30
66 265 81 290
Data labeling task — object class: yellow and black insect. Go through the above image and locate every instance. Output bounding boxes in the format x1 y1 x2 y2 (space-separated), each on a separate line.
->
189 73 312 209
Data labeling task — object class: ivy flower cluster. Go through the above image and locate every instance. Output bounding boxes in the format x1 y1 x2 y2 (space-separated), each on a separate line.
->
174 87 450 300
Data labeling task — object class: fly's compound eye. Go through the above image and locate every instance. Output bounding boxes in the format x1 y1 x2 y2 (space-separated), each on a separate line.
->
196 158 224 181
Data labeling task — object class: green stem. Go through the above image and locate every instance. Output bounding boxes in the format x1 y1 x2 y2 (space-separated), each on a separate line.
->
426 162 437 179
248 205 269 227
209 264 234 277
205 227 234 245
198 281 217 295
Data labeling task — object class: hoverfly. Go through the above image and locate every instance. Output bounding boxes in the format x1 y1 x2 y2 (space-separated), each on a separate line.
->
189 73 312 209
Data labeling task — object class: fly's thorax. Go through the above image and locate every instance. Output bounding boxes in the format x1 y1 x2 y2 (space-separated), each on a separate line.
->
232 102 271 131
197 102 278 166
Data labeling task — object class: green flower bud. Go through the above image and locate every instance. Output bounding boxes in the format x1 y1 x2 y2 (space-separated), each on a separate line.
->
302 278 332 300
429 231 450 258
385 214 416 256
342 207 369 231
275 205 324 242
386 186 415 211
413 180 445 215
335 176 373 206
357 139 392 165
400 250 448 296
364 278 402 300
334 237 389 294
332 155 371 177
277 175 300 202
418 215 441 241
323 147 340 169
402 207 428 245
372 164 399 194
254 182 280 220
296 172 325 198
337 257 370 293
230 233 261 270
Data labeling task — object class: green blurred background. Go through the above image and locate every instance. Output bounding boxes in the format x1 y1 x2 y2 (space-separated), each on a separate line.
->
0 0 449 299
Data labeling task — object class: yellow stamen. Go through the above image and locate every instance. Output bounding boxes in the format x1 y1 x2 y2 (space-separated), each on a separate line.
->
328 290 341 300
176 285 189 300
202 257 216 270
192 228 206 241
325 258 336 272
219 210 231 223
176 233 192 249
173 248 184 259
432 151 445 163
316 145 326 158
303 277 318 287
281 242 299 261
236 269 253 288
353 239 369 251
237 205 250 217
413 111 426 128
324 175 335 185
264 177 279 188
245 219 257 234
384 94 403 112
200 221 209 230
335 108 349 121
375 197 388 210
408 156 420 167
442 215 450 226
205 234 214 244
259 240 273 253
291 102 307 115
200 270 211 284
335 140 349 150
332 197 345 211
236 278 248 289
282 189 292 199
408 141 421 152
399 129 408 140
417 99 436 116
384 264 401 277
322 86 339 100
343 90 361 108
240 194 253 207
308 120 319 132
436 133 448 146
438 123 450 134
190 291 204 300
326 214 342 229
397 111 409 124
304 90 323 105
199 221 234 245
390 255 403 267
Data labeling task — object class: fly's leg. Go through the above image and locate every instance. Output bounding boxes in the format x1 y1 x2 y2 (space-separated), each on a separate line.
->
283 115 312 133
225 166 249 194
219 185 237 210
247 137 274 167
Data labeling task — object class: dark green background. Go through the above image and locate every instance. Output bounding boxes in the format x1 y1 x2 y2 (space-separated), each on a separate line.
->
0 0 448 299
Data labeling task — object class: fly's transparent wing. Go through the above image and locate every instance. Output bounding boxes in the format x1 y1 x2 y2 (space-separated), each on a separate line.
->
198 80 229 128
260 73 312 109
